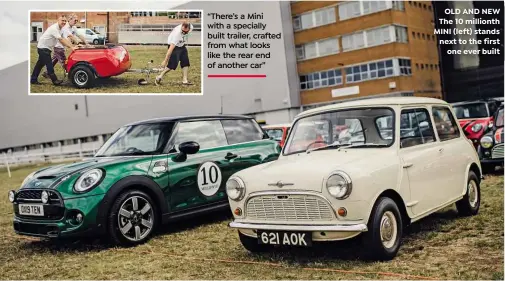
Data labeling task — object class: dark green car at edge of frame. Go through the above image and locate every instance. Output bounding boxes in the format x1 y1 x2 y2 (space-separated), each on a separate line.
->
8 115 281 245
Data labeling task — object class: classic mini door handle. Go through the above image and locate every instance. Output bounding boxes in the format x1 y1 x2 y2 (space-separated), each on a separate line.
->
225 152 238 160
403 162 413 168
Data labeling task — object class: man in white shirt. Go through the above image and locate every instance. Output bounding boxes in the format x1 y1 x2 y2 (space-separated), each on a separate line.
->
155 22 193 86
30 15 78 85
42 14 88 79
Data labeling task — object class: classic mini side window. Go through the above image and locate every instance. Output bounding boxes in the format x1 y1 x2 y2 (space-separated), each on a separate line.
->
400 108 436 148
220 119 264 145
172 120 228 150
432 107 461 141
375 115 394 140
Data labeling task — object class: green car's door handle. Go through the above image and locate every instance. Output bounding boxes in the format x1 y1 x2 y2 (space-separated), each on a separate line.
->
225 152 238 160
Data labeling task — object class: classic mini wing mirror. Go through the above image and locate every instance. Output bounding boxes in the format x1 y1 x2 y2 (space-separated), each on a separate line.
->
173 141 200 162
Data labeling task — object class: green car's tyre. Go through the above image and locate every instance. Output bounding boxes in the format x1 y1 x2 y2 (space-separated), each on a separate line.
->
361 197 403 261
108 189 158 246
456 171 480 216
238 231 272 253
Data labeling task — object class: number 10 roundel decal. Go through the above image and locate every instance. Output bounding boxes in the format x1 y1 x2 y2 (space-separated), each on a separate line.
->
197 162 222 196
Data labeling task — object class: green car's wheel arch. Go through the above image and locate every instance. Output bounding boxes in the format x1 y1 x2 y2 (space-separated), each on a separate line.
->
107 189 159 246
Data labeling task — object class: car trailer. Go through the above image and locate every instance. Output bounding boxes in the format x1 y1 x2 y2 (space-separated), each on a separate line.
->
66 44 166 88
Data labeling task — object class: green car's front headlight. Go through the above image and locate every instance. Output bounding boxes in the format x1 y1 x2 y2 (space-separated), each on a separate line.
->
73 168 104 193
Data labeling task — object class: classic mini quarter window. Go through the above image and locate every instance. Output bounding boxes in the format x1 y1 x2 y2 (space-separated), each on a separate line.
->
432 107 461 141
399 108 436 148
172 120 228 150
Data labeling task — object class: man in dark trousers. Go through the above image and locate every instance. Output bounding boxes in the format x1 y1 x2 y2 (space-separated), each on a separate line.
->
30 15 77 85
155 21 194 86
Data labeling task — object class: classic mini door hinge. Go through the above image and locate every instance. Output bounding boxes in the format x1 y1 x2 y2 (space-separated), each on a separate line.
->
406 201 419 207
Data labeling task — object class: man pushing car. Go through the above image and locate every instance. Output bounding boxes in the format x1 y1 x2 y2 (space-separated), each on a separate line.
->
155 21 194 86
42 13 89 79
30 15 78 85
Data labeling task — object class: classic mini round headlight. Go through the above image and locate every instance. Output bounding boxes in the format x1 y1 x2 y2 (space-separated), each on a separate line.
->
8 190 15 203
74 169 104 193
480 136 494 149
326 172 352 199
471 123 483 132
41 191 49 204
226 177 246 201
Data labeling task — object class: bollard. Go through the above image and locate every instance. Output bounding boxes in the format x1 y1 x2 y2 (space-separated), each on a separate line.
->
3 152 11 178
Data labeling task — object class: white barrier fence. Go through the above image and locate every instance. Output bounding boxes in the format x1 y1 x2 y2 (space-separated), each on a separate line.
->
1 140 103 177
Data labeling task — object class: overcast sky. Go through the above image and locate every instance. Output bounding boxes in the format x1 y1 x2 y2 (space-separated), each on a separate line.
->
0 0 189 70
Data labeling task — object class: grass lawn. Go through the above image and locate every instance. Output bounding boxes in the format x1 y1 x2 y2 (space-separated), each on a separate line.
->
29 43 202 94
0 163 503 280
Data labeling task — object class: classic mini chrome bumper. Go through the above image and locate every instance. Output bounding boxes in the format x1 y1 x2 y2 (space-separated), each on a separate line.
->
228 221 368 232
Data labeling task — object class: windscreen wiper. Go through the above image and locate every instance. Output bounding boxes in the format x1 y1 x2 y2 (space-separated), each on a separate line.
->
306 143 343 153
337 143 388 151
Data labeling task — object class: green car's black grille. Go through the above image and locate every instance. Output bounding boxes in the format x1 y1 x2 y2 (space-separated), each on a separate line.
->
16 190 62 205
14 189 65 220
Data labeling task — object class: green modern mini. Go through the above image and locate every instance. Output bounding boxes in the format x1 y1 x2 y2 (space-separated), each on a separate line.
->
9 115 280 245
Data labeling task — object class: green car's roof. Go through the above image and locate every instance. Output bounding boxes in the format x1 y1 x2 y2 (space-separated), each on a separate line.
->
125 114 253 126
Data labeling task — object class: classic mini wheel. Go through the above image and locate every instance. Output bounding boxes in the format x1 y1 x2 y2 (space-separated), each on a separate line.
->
93 39 99 45
238 231 272 253
456 171 480 216
70 65 96 89
361 197 403 261
108 190 158 246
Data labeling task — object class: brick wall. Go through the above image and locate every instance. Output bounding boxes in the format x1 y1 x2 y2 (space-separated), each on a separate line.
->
290 1 442 106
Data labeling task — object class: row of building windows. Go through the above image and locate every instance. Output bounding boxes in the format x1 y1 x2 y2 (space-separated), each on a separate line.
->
295 25 407 61
293 1 405 31
412 32 436 41
408 1 432 11
416 63 440 71
299 58 412 90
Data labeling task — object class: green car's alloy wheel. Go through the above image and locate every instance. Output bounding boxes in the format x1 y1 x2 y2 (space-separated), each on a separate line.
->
108 190 157 245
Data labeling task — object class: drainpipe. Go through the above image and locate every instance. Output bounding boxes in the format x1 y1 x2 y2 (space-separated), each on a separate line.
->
106 12 110 44
84 12 87 28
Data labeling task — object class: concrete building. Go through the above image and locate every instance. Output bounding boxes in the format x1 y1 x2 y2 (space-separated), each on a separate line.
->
291 1 443 110
4 1 300 155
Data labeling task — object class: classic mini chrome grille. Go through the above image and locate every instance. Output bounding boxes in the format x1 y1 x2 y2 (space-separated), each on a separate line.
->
492 143 504 159
245 194 335 221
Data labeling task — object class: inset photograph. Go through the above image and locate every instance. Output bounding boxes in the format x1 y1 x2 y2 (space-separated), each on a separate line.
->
29 11 202 94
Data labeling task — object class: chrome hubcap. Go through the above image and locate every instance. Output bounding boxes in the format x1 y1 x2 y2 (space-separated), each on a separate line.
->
118 196 154 242
468 180 478 208
380 211 397 249
75 70 88 86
